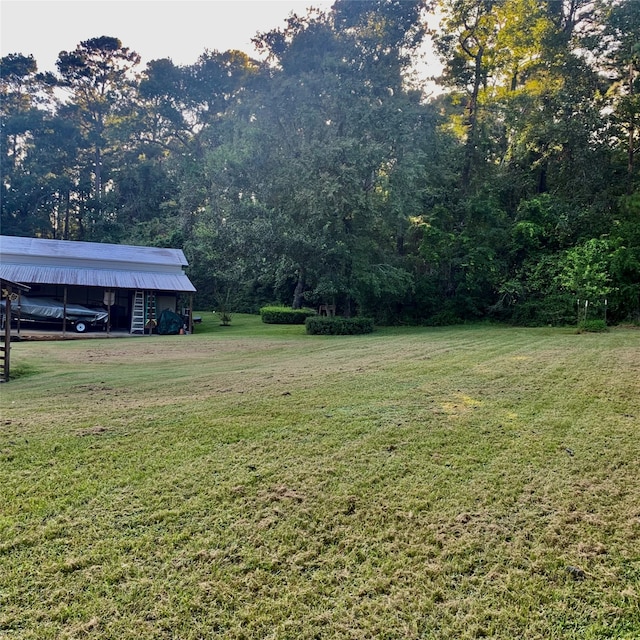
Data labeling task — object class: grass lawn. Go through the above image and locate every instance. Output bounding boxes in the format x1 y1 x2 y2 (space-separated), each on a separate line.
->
1 315 639 639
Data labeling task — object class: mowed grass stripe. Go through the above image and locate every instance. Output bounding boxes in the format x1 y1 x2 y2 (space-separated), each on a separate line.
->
1 318 638 639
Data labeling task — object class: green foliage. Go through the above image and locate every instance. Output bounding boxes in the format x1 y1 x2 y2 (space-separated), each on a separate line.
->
557 239 613 300
2 0 639 326
608 195 640 322
352 264 415 323
424 308 464 327
577 319 608 333
507 293 577 327
260 306 317 324
305 315 374 335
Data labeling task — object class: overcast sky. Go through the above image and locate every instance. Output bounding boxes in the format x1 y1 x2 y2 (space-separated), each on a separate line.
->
1 0 336 72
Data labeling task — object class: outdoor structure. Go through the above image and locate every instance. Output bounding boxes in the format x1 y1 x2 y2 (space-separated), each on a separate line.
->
1 277 30 382
0 236 196 336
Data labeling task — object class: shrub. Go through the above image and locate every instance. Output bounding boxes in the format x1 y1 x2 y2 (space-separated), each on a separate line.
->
508 294 576 326
305 316 374 335
260 306 317 324
217 312 232 326
577 319 608 333
424 310 463 326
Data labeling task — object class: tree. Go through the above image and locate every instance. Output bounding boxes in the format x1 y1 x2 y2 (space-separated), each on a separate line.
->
226 2 434 313
599 0 640 193
2 4 635 326
55 36 140 236
432 0 500 188
0 53 62 237
1 54 39 172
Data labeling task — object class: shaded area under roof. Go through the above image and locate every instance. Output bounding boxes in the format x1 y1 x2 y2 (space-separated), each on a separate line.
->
0 236 196 292
0 277 30 293
0 265 196 292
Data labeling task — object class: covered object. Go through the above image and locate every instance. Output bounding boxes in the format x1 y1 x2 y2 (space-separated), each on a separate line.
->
2 296 109 330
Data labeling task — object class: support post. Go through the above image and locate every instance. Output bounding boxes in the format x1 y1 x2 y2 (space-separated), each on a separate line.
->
2 291 11 382
62 286 68 337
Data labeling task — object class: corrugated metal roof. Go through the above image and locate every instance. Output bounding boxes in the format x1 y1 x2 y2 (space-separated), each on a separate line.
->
0 236 196 292
1 235 188 266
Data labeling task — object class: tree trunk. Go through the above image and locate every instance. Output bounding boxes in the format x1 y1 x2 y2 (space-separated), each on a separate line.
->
78 192 85 240
461 46 484 190
292 267 305 309
95 145 102 204
628 59 636 195
537 161 548 194
344 296 352 318
63 190 71 240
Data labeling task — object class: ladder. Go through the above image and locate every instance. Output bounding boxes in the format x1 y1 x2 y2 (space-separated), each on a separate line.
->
1 297 10 381
0 343 6 383
131 290 145 334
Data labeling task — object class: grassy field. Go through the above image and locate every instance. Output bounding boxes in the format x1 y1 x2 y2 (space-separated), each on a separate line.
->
1 315 639 639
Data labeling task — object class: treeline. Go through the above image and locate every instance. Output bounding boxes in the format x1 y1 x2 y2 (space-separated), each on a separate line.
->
1 0 638 324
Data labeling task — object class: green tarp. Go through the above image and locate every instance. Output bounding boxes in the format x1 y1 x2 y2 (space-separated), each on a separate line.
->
157 308 184 335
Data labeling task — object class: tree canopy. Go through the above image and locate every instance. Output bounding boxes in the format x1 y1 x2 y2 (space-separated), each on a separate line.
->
1 0 638 324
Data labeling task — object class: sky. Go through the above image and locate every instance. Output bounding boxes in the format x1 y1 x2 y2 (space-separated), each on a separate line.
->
1 0 337 73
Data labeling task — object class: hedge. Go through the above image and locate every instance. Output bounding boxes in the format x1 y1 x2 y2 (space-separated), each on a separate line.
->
577 319 608 333
305 316 374 335
260 306 317 324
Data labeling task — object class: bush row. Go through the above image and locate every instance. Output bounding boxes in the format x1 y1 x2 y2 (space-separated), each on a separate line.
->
305 316 374 335
260 306 317 324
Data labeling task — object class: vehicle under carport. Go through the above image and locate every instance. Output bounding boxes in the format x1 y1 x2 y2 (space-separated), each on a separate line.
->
2 296 108 333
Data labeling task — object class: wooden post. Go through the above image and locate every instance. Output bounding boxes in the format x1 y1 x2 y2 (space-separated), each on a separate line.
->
104 289 115 336
1 291 10 382
62 286 68 337
16 292 21 338
0 281 29 382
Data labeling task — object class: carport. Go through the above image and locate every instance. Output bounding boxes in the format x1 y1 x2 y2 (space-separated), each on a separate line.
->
0 236 197 337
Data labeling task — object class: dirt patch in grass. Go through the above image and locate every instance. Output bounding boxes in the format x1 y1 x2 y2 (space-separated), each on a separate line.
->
75 425 110 437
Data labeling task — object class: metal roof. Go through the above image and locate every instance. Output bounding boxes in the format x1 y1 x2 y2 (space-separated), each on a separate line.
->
0 236 196 292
